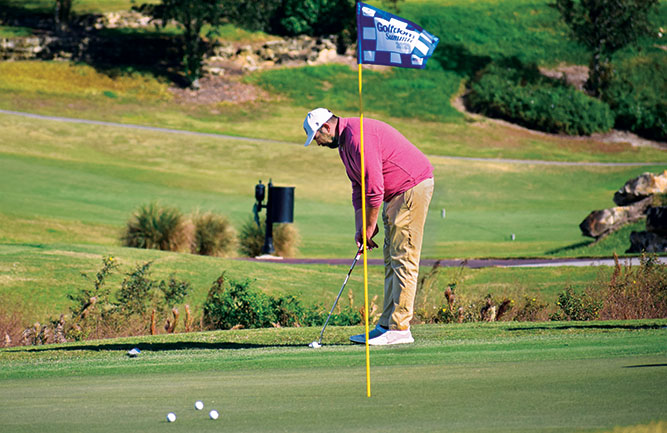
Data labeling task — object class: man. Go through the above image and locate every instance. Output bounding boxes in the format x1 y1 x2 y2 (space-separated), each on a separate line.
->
303 108 434 345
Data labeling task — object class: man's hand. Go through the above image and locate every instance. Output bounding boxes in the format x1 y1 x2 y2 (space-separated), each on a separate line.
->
355 206 381 250
356 224 379 250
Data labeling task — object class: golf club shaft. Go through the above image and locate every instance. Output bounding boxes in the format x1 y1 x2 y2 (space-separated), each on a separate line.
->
317 247 363 343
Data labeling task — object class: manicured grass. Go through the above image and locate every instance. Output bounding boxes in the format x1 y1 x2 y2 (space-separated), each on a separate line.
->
1 112 665 259
1 321 665 432
2 60 665 163
248 64 465 122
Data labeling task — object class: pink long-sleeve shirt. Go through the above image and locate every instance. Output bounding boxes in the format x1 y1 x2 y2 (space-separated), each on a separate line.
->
337 117 434 211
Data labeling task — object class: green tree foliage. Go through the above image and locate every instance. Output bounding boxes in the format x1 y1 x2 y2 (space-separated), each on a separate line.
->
277 0 355 37
604 54 666 140
223 0 356 48
221 0 282 32
134 0 225 88
550 0 660 96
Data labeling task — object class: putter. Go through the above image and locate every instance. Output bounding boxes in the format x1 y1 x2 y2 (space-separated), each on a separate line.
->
309 246 364 348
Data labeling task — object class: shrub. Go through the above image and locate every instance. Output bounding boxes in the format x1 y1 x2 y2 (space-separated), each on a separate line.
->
202 273 362 330
466 60 614 135
117 262 156 316
270 295 306 328
191 211 237 257
122 202 193 252
550 287 603 321
238 215 300 257
0 308 25 348
603 54 667 141
595 254 667 320
513 295 551 322
66 257 192 341
202 274 276 329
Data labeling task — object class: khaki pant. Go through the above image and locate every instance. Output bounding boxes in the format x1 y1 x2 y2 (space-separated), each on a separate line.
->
379 178 434 330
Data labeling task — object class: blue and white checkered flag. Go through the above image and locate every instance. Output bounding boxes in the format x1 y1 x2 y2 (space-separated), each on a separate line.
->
356 2 439 69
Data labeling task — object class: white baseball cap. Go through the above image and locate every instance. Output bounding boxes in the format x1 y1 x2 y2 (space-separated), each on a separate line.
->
303 108 333 146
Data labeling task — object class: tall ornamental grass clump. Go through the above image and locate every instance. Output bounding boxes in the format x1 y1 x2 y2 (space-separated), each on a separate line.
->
190 211 237 257
466 60 614 135
238 215 300 257
122 202 193 252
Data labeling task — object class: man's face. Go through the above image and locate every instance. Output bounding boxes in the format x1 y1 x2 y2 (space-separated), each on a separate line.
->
314 123 338 149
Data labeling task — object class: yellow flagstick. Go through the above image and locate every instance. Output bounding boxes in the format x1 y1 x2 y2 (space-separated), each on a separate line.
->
358 63 371 398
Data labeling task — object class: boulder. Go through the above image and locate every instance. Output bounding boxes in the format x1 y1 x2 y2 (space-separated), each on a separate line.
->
627 231 667 253
579 197 652 238
613 170 667 206
646 206 667 237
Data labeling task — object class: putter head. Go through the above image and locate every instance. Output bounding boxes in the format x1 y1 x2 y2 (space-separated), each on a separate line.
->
308 341 321 349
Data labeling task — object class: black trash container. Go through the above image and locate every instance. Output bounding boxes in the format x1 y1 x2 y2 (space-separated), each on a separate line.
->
268 186 294 224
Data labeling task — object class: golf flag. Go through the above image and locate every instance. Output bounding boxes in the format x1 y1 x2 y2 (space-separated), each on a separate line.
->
356 2 439 69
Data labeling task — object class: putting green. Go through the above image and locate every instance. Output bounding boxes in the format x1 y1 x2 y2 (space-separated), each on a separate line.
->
1 322 665 432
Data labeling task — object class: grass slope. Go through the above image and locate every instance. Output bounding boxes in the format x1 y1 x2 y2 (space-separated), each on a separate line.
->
1 112 664 261
1 321 665 433
0 241 617 324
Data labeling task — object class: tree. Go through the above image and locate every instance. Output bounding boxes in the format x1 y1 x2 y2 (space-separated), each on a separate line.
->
134 0 226 88
551 0 659 97
54 0 75 34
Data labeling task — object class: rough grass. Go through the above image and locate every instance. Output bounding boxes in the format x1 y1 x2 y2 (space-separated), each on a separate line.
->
1 0 160 14
0 61 172 102
0 242 636 327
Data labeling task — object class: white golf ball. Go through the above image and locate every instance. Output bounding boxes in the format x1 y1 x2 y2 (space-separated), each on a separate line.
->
166 412 176 423
309 341 321 348
194 400 204 410
209 409 219 420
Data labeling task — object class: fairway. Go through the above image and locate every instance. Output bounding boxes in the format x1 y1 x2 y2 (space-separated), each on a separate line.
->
1 322 666 433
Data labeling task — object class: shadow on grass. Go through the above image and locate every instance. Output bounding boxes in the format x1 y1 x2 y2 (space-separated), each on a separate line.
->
623 364 667 368
507 323 665 332
0 1 189 86
0 1 52 30
545 241 594 255
431 42 492 78
82 28 187 86
18 340 301 353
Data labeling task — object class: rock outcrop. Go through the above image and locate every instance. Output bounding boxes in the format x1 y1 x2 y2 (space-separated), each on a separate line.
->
580 171 667 253
579 197 652 239
613 170 667 206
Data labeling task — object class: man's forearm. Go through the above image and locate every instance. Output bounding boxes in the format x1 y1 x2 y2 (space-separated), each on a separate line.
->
356 206 380 239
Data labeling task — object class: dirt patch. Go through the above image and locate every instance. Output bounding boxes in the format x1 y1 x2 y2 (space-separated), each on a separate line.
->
539 63 589 90
169 75 270 106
